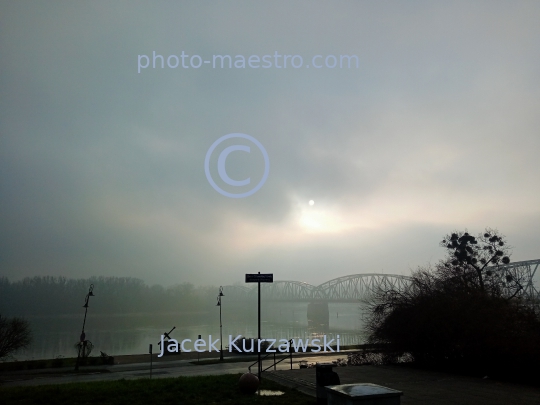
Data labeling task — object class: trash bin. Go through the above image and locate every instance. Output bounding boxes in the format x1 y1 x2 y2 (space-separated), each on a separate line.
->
316 363 340 404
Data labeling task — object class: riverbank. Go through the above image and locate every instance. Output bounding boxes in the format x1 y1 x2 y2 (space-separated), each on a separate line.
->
0 344 361 373
0 351 230 373
0 351 348 387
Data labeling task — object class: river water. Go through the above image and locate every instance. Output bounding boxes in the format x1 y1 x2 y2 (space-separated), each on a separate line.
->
12 303 367 360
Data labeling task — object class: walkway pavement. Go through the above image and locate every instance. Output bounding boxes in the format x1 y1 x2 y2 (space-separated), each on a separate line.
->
265 365 540 405
0 352 345 388
3 354 540 405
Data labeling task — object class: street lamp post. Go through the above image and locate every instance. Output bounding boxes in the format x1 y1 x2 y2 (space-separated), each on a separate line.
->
75 284 95 371
216 286 224 361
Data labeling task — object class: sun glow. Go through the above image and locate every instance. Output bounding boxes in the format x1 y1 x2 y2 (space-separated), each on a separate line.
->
297 201 351 234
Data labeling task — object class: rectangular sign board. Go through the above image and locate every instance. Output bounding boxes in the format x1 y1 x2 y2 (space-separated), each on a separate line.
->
245 273 273 283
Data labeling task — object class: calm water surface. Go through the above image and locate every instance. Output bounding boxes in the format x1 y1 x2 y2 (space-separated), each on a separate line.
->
14 303 366 360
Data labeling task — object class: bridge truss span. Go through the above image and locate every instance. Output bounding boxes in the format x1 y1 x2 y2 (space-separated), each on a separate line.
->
313 274 412 302
222 259 539 305
258 280 315 301
494 259 540 304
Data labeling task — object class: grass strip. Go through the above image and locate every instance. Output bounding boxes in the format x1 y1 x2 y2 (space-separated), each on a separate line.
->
0 373 315 405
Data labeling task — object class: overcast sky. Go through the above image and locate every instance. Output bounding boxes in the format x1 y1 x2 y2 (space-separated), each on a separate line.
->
1 1 539 287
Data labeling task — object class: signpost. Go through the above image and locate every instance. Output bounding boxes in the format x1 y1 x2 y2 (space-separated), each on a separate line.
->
245 273 273 283
198 335 202 363
149 344 153 378
245 272 273 381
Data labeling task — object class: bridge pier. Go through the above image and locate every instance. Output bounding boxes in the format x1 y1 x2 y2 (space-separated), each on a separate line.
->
307 301 329 331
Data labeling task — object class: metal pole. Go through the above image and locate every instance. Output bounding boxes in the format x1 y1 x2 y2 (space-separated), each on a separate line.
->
149 344 153 379
198 335 201 363
81 304 89 334
219 297 223 360
258 272 261 380
76 303 89 371
290 341 293 370
75 284 94 371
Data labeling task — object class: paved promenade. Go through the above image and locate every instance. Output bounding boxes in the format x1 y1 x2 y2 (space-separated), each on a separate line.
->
0 352 344 388
2 353 540 405
266 365 540 405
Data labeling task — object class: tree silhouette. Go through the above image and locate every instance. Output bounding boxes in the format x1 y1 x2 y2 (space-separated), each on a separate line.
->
0 314 32 360
365 228 540 377
439 228 523 298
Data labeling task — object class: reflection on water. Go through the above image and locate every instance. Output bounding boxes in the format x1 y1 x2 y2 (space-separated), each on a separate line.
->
13 303 367 360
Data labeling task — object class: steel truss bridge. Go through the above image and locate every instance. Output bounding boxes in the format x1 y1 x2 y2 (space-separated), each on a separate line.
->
223 259 540 305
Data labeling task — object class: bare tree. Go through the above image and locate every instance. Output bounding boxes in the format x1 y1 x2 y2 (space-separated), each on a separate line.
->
0 314 32 360
439 228 524 298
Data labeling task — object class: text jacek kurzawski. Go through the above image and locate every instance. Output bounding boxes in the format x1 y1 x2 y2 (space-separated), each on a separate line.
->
158 334 340 357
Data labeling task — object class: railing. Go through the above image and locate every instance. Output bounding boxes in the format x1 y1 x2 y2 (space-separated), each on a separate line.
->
248 339 294 375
